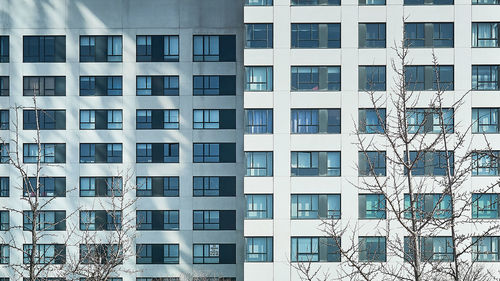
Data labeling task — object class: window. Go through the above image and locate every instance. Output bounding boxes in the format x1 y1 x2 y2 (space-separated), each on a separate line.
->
472 194 499 219
291 66 341 91
245 66 273 91
80 210 121 231
472 65 499 90
291 109 340 134
23 143 65 163
136 109 179 129
472 151 500 176
359 0 385 5
23 36 65 62
292 0 340 4
359 66 386 91
407 151 454 176
80 76 122 96
194 143 236 163
23 110 66 130
0 245 8 264
473 0 499 3
359 108 386 134
359 23 386 48
193 279 235 281
291 237 341 262
136 76 179 96
291 23 341 48
23 177 66 197
358 151 386 177
79 177 122 197
136 210 179 230
245 151 273 176
405 237 453 262
23 76 66 96
246 0 273 5
246 24 273 48
80 35 122 62
79 143 122 163
407 108 454 134
193 244 236 264
291 194 341 219
193 211 219 230
136 143 179 163
89 110 124 129
193 75 236 96
245 109 273 134
246 194 273 219
472 108 499 133
404 0 453 5
404 23 454 47
137 279 180 281
79 244 122 264
193 35 236 62
194 110 219 129
245 237 273 262
24 211 66 231
473 237 500 261
404 193 452 219
472 23 500 47
136 177 179 197
23 244 65 264
193 109 235 130
0 178 8 197
358 194 386 219
193 176 236 197
193 210 236 230
0 144 8 164
0 110 8 130
291 151 341 176
358 151 386 176
136 35 179 62
359 237 386 262
405 65 454 91
137 244 179 264
0 76 8 96
0 211 7 230
0 36 8 62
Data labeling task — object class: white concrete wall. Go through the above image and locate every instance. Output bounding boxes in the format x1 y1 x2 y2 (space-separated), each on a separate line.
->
244 0 500 280
0 0 244 280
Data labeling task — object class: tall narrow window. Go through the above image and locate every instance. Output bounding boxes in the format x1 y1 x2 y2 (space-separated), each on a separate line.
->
0 36 8 63
0 77 8 96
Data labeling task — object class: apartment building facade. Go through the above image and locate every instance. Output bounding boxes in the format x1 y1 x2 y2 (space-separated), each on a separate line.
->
0 0 244 280
1 0 500 280
244 0 500 280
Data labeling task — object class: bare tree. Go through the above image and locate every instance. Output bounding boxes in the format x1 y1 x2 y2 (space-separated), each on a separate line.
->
62 170 137 281
0 94 77 280
292 20 500 281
